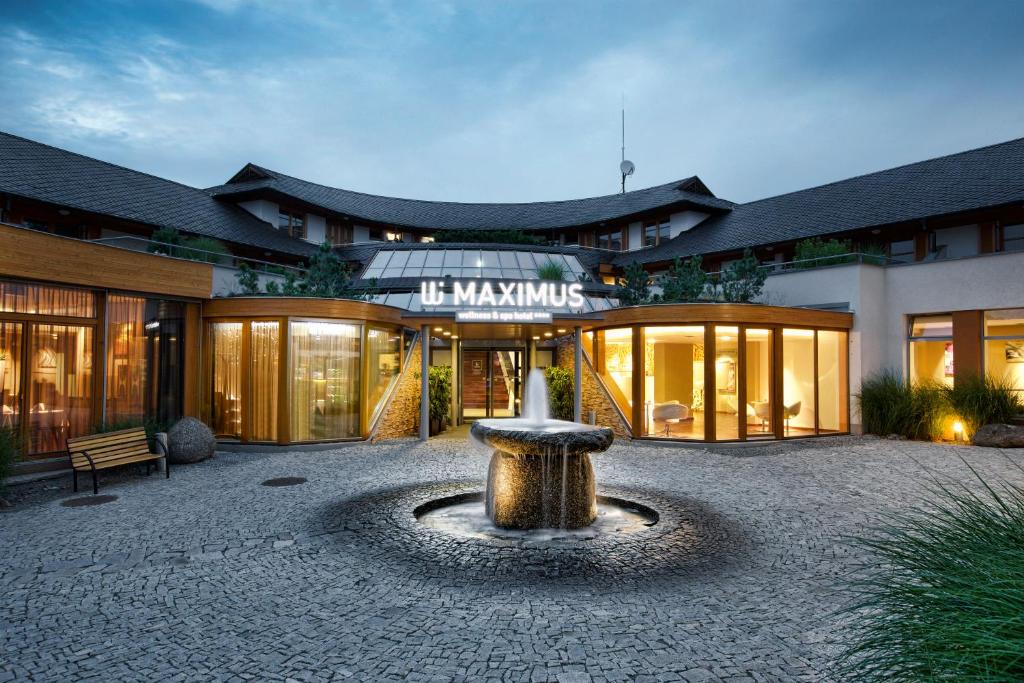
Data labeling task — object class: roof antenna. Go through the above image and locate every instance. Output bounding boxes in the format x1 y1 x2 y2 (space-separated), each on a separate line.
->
619 95 635 193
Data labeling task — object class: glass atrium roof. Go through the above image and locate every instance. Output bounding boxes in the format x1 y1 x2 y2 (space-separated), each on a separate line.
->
368 290 617 314
360 249 590 281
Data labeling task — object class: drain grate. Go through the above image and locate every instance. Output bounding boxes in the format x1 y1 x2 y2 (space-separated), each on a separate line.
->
261 477 307 487
62 495 118 508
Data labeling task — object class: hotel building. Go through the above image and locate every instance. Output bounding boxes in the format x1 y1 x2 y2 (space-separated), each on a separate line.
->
1 130 1023 472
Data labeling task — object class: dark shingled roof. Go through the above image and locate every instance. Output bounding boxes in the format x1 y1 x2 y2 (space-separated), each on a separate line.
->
207 166 734 232
618 136 1024 265
0 131 316 258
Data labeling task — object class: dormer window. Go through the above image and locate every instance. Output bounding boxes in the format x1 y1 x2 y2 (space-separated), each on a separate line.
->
643 218 670 247
278 209 306 239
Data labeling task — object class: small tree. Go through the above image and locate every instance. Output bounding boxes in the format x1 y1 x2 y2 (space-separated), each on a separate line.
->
428 365 453 434
304 242 364 299
718 249 767 303
659 255 708 303
615 261 651 306
235 263 261 295
544 366 574 421
148 226 183 257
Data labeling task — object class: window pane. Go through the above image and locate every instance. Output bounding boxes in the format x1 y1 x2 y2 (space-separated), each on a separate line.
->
499 251 518 267
745 328 773 438
461 250 481 267
370 251 392 270
367 328 401 423
0 322 23 433
984 309 1024 336
644 223 658 247
106 295 147 423
817 330 848 433
516 252 537 270
0 280 95 317
146 300 185 427
911 315 952 338
910 339 954 387
714 327 739 440
210 323 242 438
782 328 816 436
387 251 409 268
425 250 444 266
290 322 361 440
29 324 94 454
596 328 632 424
249 321 279 442
406 250 427 267
644 326 704 440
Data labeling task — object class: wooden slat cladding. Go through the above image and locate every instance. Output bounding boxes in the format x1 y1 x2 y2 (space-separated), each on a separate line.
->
203 297 405 325
0 224 212 298
593 303 853 331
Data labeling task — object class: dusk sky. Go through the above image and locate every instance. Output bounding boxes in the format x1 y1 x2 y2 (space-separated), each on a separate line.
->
2 0 1023 203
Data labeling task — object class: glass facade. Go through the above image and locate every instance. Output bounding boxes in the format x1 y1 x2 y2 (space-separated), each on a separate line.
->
210 323 242 438
27 324 94 454
249 321 279 442
594 324 849 441
984 308 1024 397
366 327 402 423
643 326 704 439
290 322 362 441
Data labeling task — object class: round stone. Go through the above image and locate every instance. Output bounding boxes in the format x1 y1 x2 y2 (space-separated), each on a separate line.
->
167 417 217 464
486 450 597 529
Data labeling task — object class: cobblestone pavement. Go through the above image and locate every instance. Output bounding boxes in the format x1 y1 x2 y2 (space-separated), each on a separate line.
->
2 436 1023 682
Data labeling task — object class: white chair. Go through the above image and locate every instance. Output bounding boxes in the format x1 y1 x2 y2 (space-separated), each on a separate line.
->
784 401 802 434
651 401 690 437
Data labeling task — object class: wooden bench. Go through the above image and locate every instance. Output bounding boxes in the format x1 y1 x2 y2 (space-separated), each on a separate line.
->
67 427 169 495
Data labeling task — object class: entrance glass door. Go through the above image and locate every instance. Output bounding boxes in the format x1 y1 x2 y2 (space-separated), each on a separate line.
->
461 348 524 420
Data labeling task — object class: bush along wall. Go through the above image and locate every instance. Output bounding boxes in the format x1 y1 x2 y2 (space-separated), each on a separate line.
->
428 366 453 435
544 366 574 421
858 370 1023 441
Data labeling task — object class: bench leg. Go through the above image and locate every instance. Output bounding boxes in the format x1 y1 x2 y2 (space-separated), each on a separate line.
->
146 462 151 477
165 456 170 479
73 469 78 493
92 468 98 495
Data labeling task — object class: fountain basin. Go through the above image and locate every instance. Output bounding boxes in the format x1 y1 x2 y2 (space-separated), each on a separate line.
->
471 419 614 456
472 419 614 530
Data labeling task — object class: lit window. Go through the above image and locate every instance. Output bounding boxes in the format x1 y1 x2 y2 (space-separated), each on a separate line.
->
643 218 670 248
984 308 1024 397
908 314 954 387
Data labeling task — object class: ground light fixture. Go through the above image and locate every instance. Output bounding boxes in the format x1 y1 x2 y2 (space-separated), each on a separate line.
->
953 420 965 442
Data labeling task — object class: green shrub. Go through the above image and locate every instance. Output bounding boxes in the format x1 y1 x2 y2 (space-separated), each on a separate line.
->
615 261 651 306
658 255 708 303
428 365 453 426
838 471 1024 681
536 259 566 281
0 425 24 493
717 249 767 302
235 262 261 295
942 373 1023 439
179 236 229 264
794 237 853 267
148 226 184 255
857 370 945 441
859 242 888 266
433 229 540 245
544 366 574 421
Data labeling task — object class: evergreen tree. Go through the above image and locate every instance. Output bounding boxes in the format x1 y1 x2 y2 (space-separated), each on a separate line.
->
718 249 767 302
658 255 708 303
235 262 261 295
615 261 651 306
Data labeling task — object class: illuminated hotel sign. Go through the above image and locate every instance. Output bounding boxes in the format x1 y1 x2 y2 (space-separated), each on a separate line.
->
420 280 584 323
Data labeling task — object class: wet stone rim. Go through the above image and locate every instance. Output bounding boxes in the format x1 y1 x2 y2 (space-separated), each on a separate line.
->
316 480 749 586
413 491 661 529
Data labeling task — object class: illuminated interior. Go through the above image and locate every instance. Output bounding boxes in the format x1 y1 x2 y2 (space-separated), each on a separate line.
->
909 315 955 387
984 308 1024 397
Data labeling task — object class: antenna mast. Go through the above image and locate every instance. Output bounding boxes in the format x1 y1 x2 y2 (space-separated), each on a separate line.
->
619 96 635 193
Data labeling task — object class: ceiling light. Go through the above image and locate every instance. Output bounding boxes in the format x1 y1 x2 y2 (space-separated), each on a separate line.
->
443 331 451 336
433 327 443 332
451 335 459 339
557 328 566 333
543 332 553 337
532 335 540 340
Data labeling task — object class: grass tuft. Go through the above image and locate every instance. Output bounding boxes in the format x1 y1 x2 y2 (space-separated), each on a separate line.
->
837 465 1024 681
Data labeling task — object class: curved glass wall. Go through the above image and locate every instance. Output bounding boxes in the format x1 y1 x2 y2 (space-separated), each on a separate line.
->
206 318 407 444
595 323 849 441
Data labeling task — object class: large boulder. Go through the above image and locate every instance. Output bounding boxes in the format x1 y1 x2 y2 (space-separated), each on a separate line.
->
973 423 1024 448
167 417 217 464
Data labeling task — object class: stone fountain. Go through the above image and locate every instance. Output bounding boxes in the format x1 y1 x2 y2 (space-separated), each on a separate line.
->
471 369 613 529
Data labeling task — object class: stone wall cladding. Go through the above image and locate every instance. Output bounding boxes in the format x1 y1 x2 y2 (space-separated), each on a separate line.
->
557 338 632 440
372 338 422 443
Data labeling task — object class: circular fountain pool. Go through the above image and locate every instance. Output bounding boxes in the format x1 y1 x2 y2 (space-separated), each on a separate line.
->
416 492 658 544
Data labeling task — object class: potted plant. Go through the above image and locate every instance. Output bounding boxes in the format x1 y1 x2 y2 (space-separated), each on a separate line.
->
428 366 453 435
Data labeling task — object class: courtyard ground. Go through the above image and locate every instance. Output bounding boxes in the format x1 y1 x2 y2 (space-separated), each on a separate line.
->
2 436 1023 682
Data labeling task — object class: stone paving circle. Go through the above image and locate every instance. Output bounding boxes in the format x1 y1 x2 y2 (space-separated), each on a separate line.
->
2 434 1023 681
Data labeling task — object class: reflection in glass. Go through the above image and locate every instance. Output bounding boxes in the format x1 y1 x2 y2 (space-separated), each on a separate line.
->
817 330 848 433
291 322 361 440
0 323 23 433
745 328 773 438
715 327 739 440
28 324 93 454
643 326 704 439
210 323 242 438
367 327 401 422
596 328 633 424
249 322 279 442
782 329 816 436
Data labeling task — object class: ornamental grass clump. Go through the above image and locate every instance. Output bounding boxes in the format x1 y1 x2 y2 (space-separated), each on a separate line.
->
837 470 1024 681
857 370 945 441
942 374 1023 439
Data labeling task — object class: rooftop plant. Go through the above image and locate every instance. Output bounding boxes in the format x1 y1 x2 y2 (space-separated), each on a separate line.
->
149 227 229 264
433 229 541 245
536 259 566 281
793 237 854 267
658 255 709 303
718 248 767 303
615 261 652 306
